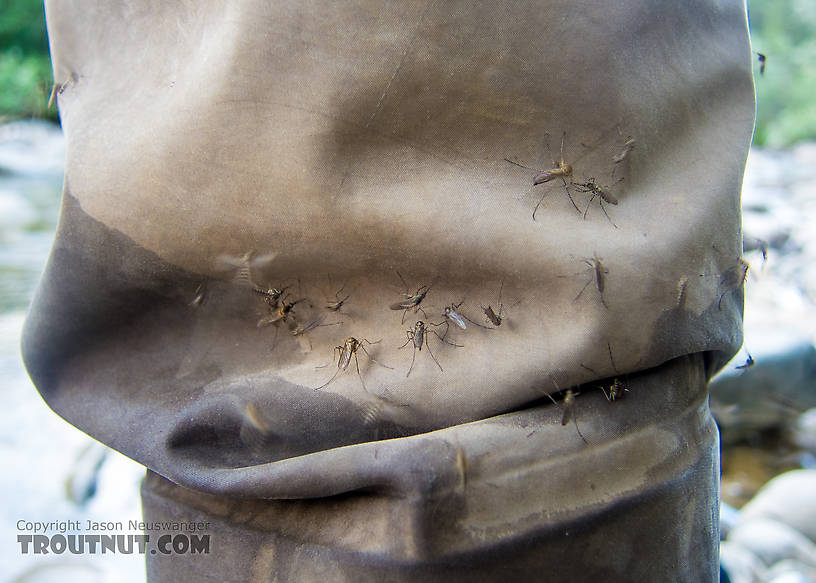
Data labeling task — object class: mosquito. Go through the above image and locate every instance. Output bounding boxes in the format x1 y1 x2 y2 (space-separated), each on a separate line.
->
47 72 78 108
47 82 63 109
599 343 630 402
602 345 628 401
399 320 461 377
326 286 350 312
717 259 750 310
257 297 304 327
189 281 208 308
215 250 279 288
238 402 276 452
443 301 468 330
288 315 342 351
736 352 755 370
254 285 290 308
436 300 492 339
574 254 609 309
675 276 689 310
505 132 582 220
432 301 469 341
569 177 620 227
611 131 635 179
546 381 588 444
561 389 588 444
316 274 352 314
744 237 768 266
243 402 272 434
390 272 436 324
613 136 636 165
455 447 468 492
481 280 508 327
315 337 392 392
599 378 628 402
290 315 340 337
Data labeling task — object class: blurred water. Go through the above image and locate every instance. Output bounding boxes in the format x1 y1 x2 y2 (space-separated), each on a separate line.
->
0 121 62 314
0 121 145 583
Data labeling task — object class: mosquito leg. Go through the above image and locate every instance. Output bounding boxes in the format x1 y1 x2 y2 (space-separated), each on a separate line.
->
432 329 463 348
396 271 410 292
496 281 507 321
541 389 558 405
435 320 451 341
532 192 548 221
271 325 280 350
460 313 492 329
583 193 597 220
315 368 341 391
597 200 618 229
562 178 582 214
561 399 588 444
360 344 394 370
354 352 369 393
574 278 593 302
424 337 444 372
543 132 554 165
406 346 418 377
504 158 536 171
572 419 588 444
558 132 566 163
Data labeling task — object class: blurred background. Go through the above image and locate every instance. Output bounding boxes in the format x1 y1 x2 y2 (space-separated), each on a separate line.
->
1 1 815 582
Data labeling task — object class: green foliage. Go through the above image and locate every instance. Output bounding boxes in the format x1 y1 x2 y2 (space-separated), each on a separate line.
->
0 48 54 120
0 0 48 51
0 0 56 122
750 0 816 147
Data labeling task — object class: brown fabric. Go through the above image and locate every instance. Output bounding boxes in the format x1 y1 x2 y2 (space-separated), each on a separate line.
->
24 0 754 580
141 355 719 582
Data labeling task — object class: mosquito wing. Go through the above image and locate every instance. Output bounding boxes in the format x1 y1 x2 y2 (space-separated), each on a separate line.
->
533 170 561 185
446 310 467 330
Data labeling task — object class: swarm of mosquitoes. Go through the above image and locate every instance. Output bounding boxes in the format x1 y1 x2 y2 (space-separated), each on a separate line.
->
190 125 754 446
312 271 511 390
208 265 515 393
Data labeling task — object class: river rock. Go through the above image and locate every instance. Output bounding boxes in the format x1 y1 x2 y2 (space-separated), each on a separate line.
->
765 559 816 583
711 337 816 445
720 540 766 583
737 470 816 544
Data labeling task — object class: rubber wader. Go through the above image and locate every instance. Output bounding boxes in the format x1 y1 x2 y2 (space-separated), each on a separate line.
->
25 1 755 581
